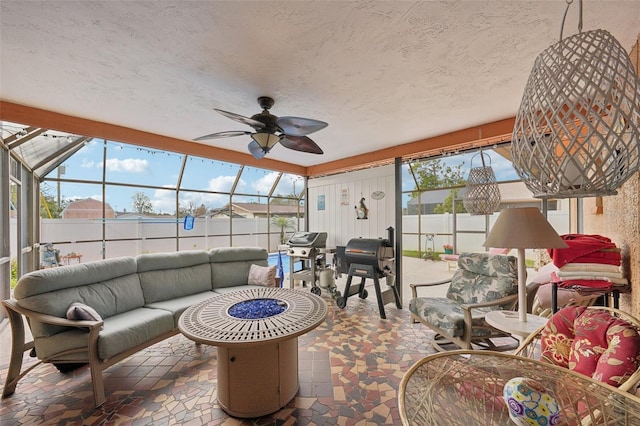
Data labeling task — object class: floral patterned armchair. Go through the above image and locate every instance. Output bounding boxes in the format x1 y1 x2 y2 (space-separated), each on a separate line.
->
409 252 520 351
515 305 640 392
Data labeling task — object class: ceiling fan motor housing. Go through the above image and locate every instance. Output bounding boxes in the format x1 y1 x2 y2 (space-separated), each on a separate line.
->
251 111 281 134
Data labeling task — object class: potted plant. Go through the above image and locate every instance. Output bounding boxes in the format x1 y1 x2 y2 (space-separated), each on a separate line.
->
443 244 454 254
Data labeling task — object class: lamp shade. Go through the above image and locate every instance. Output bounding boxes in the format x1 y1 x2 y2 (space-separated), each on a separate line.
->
251 132 281 150
483 207 568 250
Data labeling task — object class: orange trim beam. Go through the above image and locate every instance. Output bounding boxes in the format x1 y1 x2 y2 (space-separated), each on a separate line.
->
1 100 515 178
0 101 306 175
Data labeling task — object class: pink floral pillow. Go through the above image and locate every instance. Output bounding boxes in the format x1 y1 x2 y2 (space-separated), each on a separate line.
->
541 306 640 387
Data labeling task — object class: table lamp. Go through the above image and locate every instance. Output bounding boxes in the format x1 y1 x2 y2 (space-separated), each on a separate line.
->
483 207 567 322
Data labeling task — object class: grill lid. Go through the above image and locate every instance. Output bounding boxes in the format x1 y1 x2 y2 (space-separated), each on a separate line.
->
287 232 327 248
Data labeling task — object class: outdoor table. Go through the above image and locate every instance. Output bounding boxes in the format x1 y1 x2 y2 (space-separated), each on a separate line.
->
179 287 327 418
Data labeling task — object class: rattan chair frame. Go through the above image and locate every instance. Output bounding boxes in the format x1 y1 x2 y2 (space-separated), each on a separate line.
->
399 349 640 426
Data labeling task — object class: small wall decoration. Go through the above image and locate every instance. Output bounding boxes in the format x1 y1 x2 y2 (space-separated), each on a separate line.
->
317 194 325 211
355 197 369 219
371 190 385 200
341 188 349 205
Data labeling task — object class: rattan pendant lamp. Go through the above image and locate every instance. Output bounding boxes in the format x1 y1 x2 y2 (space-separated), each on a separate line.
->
463 149 501 215
511 0 640 199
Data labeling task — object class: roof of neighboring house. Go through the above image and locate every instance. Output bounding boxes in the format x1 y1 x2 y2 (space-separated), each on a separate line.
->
62 198 115 219
230 203 302 215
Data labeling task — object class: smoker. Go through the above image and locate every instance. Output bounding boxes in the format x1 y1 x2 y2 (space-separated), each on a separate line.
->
335 227 402 319
286 231 334 295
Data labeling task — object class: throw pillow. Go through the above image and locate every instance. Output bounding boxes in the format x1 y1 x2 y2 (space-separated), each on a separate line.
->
248 264 277 287
66 302 103 322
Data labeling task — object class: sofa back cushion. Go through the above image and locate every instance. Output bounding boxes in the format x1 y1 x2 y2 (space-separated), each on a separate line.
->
209 247 268 288
137 250 212 304
14 257 142 337
446 252 518 306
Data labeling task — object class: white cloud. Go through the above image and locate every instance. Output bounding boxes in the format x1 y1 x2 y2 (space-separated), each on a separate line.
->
81 159 96 168
208 176 243 193
104 158 149 173
253 172 280 195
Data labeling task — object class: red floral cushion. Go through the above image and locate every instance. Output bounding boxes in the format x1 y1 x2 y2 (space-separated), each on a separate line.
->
540 306 640 387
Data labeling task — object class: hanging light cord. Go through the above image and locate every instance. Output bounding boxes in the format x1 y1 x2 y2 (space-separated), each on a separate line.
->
560 0 583 42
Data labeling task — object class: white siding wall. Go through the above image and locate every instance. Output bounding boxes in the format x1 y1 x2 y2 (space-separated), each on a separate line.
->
307 165 396 248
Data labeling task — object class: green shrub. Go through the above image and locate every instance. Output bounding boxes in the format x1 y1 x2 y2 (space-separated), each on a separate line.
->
10 258 18 289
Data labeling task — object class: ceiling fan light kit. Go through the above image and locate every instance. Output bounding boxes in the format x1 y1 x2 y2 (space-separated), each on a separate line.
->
511 0 640 199
195 96 328 160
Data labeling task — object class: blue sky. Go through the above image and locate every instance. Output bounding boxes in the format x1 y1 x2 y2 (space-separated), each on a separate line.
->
46 139 304 214
6 123 520 215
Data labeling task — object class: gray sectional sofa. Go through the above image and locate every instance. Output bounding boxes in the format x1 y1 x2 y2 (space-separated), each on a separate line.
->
1 247 272 407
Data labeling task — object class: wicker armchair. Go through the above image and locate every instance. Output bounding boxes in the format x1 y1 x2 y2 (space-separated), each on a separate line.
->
409 252 520 351
515 306 640 394
398 350 640 426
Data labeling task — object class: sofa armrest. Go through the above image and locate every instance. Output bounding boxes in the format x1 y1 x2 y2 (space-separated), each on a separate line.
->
3 298 104 330
410 279 452 298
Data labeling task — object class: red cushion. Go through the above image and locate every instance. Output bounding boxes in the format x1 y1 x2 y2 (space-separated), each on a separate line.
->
540 306 640 387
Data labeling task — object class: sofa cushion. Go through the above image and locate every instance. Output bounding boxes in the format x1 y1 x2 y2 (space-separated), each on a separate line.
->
97 308 175 360
210 247 268 288
16 258 144 338
35 307 174 361
447 252 518 307
145 291 216 324
14 256 138 299
409 297 494 338
541 306 640 387
137 251 212 303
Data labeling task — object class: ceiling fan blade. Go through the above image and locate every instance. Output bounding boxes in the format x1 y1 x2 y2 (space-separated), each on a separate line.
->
193 130 251 141
248 140 268 159
215 108 265 129
280 135 324 154
277 116 328 136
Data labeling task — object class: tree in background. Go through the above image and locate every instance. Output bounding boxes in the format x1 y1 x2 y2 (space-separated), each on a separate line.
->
410 158 467 213
39 184 65 218
271 216 295 244
433 188 467 214
411 158 466 194
131 192 153 214
270 194 299 205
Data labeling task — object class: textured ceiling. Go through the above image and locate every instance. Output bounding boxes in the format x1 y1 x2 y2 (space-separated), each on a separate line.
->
1 1 639 168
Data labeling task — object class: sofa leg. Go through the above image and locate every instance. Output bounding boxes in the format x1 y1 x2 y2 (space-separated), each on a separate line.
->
1 301 31 398
90 365 106 407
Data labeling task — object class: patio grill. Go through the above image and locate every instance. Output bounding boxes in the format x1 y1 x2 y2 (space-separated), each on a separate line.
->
336 227 402 319
287 232 332 295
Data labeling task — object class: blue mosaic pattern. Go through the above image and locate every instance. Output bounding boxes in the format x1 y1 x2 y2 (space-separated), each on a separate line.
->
228 298 287 319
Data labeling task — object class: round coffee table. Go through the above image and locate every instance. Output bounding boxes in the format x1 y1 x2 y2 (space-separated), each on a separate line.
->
178 287 327 418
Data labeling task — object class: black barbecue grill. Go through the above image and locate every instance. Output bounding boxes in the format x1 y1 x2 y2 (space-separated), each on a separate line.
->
287 232 331 295
336 227 401 319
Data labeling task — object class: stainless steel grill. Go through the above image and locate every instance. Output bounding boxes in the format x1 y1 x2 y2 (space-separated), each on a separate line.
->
286 232 334 296
287 232 327 258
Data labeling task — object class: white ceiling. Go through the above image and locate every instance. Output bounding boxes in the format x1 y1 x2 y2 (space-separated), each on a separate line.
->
1 1 639 168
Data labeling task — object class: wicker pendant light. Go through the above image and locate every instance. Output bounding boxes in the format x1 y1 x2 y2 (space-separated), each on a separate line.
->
463 150 501 215
511 0 640 199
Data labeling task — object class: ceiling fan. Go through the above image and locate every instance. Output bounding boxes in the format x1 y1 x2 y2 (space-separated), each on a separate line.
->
194 96 328 159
